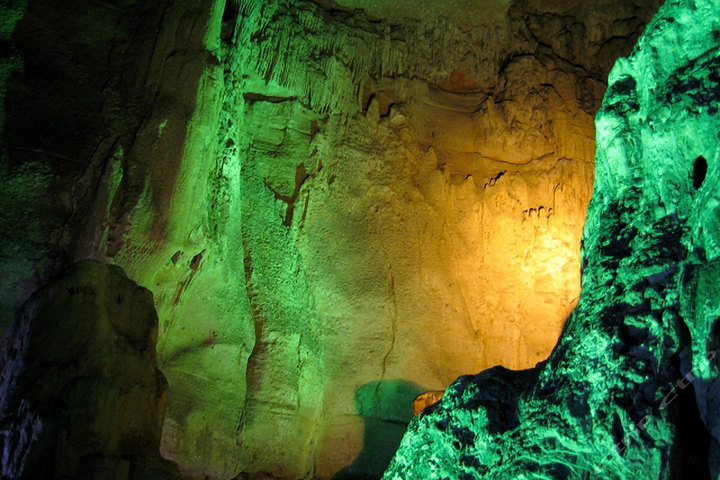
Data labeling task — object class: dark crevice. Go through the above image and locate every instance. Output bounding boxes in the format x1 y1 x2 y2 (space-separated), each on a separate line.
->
221 0 239 41
694 155 707 190
379 102 396 118
362 92 376 113
243 92 297 104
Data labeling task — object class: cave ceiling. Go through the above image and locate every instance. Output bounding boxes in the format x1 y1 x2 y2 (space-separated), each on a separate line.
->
312 0 512 28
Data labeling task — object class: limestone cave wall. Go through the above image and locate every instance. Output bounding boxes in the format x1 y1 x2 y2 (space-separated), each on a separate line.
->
0 1 661 478
385 0 720 477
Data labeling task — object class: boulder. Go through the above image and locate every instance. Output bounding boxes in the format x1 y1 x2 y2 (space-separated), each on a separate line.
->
0 260 179 480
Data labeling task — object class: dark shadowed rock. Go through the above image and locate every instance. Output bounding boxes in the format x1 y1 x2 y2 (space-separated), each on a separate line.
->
0 260 179 480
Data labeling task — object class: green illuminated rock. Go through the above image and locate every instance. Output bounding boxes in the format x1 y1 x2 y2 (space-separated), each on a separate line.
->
384 0 720 478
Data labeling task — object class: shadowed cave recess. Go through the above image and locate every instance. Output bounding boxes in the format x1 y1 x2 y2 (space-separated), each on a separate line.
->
0 0 719 478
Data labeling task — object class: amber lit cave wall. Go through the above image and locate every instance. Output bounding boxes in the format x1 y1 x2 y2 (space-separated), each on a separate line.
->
386 0 720 476
0 1 660 478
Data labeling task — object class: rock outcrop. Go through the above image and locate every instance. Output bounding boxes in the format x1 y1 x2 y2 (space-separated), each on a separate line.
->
0 260 179 480
383 0 720 478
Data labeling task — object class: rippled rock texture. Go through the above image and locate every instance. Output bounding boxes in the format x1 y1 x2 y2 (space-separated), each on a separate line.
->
384 0 720 478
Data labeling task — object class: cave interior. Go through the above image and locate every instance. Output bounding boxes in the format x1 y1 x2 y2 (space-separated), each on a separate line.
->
0 0 719 479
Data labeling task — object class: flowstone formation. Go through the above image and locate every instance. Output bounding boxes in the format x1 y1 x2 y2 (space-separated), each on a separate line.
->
384 0 720 478
150 3 658 477
0 0 660 478
0 260 179 480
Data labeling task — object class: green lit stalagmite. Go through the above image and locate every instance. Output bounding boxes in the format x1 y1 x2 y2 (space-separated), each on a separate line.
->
384 0 720 478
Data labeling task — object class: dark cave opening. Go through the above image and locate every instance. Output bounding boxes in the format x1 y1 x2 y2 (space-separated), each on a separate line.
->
693 155 708 190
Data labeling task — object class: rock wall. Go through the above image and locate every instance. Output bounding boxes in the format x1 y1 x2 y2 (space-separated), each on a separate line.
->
0 260 179 480
384 0 720 477
197 2 658 477
0 0 660 478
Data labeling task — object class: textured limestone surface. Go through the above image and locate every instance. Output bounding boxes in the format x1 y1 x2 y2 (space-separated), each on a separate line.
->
314 0 513 30
384 0 720 478
0 260 179 480
0 0 660 478
164 2 657 477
